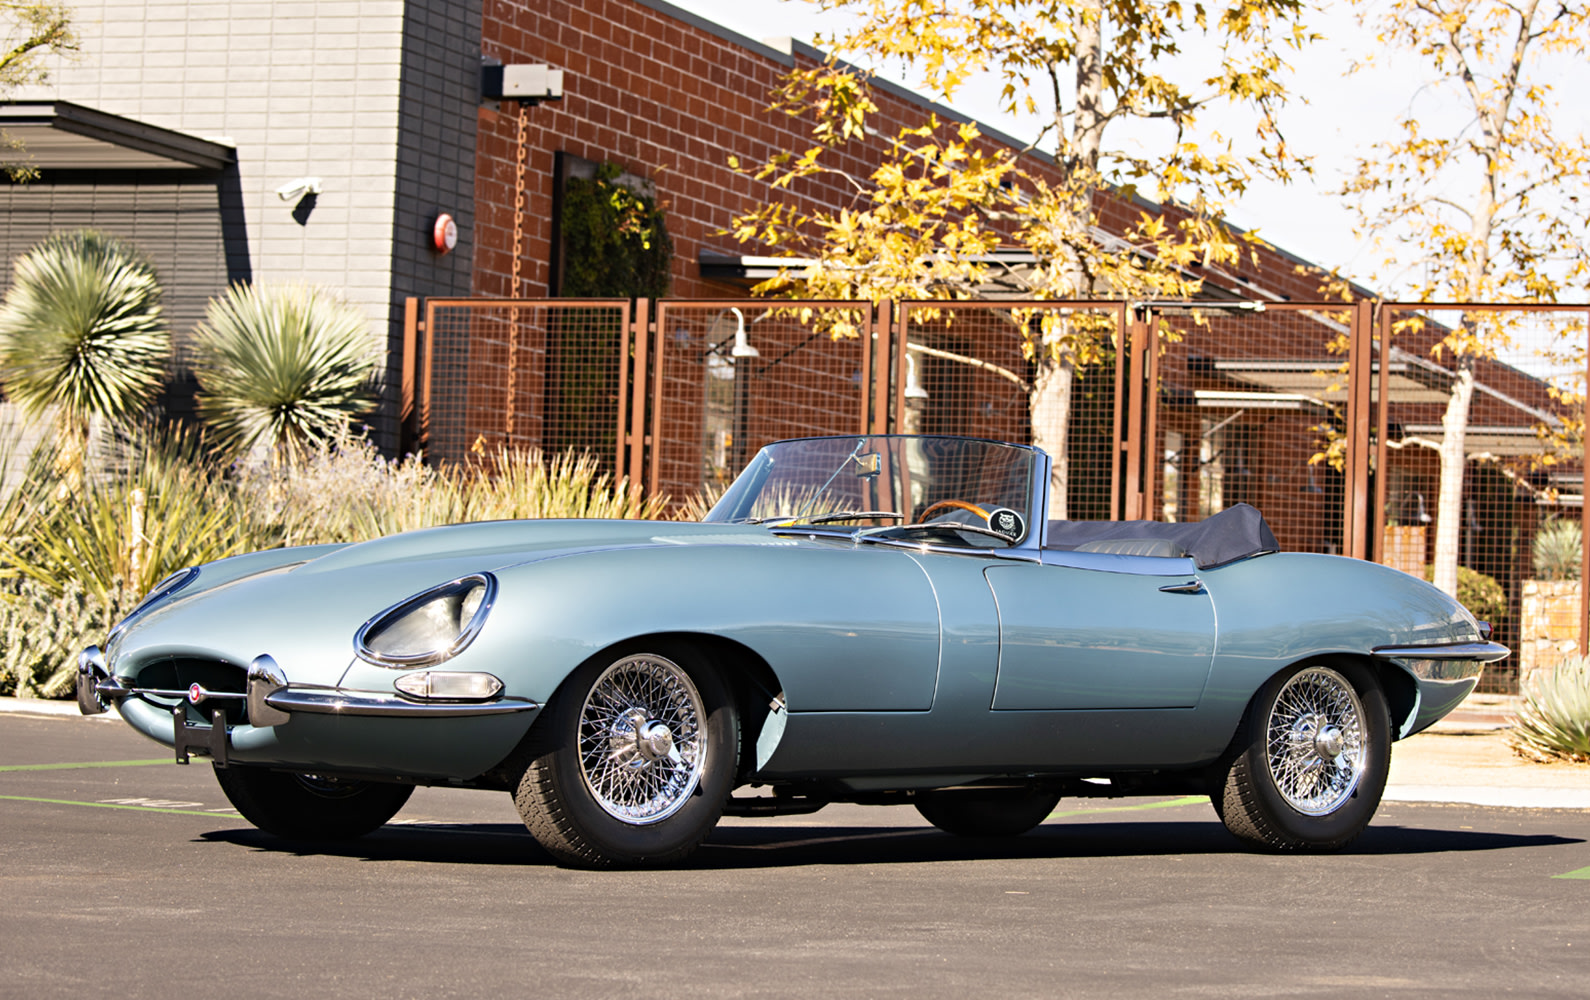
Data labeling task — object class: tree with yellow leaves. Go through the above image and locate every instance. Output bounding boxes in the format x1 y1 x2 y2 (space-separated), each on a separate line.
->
733 0 1315 513
1341 0 1589 598
2 2 77 179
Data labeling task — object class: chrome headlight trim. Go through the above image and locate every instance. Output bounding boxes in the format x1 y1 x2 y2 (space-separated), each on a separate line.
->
354 573 497 668
109 566 201 639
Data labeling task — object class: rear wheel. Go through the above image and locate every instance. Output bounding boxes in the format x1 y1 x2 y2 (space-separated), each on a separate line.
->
515 645 738 868
214 766 413 840
1214 662 1390 851
915 788 1062 837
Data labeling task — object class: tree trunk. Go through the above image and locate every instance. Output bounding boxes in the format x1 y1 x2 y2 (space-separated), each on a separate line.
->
1431 357 1475 598
1030 354 1074 520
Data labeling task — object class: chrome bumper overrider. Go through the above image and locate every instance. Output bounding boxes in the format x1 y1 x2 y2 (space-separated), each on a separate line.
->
78 646 538 763
1372 640 1511 680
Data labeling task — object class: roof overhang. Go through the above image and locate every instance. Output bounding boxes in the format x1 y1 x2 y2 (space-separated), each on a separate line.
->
0 101 235 172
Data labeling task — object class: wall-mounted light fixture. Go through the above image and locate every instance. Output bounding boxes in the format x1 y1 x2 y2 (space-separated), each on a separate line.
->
482 63 565 104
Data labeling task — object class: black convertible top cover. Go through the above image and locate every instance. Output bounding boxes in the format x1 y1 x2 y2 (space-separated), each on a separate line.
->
1044 503 1280 569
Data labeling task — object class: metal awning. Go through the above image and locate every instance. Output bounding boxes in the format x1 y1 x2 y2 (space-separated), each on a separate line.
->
0 101 234 171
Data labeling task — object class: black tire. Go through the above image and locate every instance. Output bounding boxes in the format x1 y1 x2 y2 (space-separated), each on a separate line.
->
213 766 413 840
915 788 1062 837
1214 661 1391 851
515 644 739 868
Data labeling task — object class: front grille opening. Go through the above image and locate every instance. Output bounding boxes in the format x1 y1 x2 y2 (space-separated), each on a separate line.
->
135 658 249 726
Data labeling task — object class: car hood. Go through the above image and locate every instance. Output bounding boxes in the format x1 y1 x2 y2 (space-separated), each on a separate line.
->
108 519 794 685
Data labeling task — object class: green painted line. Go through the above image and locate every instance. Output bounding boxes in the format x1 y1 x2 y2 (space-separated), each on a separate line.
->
0 794 231 817
1050 795 1207 819
0 758 170 773
1552 866 1590 880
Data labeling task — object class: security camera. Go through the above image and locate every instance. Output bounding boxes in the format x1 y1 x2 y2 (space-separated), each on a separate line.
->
276 177 323 201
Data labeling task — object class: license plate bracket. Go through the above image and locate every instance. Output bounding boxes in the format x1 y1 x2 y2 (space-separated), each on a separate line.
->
172 703 230 767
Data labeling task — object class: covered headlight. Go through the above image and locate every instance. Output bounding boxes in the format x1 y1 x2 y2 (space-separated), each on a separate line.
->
355 574 496 667
110 566 201 639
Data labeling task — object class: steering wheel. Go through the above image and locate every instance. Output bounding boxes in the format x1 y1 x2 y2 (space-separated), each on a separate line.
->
918 499 988 522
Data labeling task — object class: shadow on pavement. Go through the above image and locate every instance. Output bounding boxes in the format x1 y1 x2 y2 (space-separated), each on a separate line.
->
198 816 1580 869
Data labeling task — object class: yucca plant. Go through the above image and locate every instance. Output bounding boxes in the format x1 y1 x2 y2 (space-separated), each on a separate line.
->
1532 518 1582 582
0 579 139 699
1509 656 1590 763
191 282 379 461
0 229 170 490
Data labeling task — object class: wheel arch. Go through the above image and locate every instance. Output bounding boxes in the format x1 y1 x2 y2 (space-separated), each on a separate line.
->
1257 652 1417 740
481 631 784 789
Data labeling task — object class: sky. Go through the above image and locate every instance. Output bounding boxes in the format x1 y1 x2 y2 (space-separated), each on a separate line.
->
662 0 1583 294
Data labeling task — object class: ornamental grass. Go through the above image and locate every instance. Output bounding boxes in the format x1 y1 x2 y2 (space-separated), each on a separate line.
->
1508 656 1590 764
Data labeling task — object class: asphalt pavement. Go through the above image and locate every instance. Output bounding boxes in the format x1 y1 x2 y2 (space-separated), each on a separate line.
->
1 703 1587 999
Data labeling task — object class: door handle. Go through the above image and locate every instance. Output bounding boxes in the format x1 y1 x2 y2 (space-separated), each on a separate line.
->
1159 580 1204 594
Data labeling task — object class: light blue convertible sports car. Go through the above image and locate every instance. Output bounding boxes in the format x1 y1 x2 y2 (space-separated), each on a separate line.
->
79 434 1506 867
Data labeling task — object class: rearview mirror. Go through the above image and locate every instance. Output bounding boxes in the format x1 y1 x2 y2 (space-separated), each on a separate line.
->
854 452 882 478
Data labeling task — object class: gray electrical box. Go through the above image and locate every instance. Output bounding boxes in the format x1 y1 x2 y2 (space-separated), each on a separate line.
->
482 64 565 103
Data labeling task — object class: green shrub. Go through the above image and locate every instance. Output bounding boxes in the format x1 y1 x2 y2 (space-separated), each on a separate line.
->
1532 518 1582 582
1423 563 1508 624
0 579 139 698
1509 656 1590 763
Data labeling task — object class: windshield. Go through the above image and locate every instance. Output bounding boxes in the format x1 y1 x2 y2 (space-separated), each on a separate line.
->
704 435 1039 545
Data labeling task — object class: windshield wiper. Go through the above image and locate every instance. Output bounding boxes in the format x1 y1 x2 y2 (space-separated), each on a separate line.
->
746 510 903 526
857 522 1017 544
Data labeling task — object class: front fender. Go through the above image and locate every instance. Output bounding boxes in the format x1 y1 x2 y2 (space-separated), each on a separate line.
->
397 543 943 713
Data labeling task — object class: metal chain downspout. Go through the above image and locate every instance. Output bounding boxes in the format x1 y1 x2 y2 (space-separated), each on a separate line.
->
506 101 529 445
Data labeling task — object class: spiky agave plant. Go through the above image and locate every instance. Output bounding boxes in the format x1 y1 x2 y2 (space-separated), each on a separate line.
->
1509 656 1590 763
0 229 170 490
191 282 379 461
1532 518 1583 582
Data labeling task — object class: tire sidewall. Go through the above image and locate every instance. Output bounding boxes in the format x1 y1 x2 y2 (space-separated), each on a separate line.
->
1240 660 1391 847
535 643 738 862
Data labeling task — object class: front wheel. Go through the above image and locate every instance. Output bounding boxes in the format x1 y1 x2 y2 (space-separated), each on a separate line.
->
515 646 739 868
1214 661 1390 851
915 788 1062 837
214 766 413 840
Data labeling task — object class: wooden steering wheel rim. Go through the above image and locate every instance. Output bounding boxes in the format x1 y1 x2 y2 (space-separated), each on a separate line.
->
918 499 986 523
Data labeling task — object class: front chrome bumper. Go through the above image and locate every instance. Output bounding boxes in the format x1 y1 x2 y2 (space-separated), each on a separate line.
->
77 646 538 764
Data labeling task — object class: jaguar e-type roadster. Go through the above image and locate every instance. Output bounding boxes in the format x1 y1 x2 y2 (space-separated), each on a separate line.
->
79 434 1506 867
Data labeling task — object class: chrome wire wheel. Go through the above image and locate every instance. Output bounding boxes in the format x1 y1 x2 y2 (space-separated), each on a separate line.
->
1263 666 1367 816
577 654 706 825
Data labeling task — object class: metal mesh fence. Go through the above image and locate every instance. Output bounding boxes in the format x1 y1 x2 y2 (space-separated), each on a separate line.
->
650 302 877 513
1153 304 1355 555
1378 305 1588 692
421 300 631 473
408 295 1590 690
899 303 1122 521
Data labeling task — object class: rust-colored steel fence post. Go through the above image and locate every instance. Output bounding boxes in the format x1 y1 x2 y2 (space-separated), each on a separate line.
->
1343 298 1375 560
619 298 645 488
1372 302 1392 565
1582 306 1589 657
419 298 438 456
1109 302 1127 521
1120 307 1152 521
400 297 421 455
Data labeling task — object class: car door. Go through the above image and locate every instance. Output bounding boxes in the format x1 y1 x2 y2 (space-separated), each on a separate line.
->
984 555 1216 710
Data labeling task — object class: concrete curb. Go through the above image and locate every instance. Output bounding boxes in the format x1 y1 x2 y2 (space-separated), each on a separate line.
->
0 696 84 718
1384 784 1590 810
